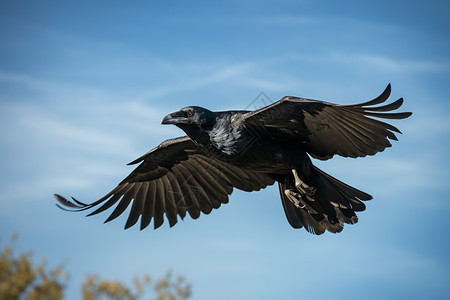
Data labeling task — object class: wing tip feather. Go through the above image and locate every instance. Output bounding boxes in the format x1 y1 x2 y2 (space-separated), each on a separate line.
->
54 193 89 211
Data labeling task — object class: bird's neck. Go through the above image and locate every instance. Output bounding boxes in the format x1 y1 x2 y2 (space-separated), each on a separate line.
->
176 124 211 145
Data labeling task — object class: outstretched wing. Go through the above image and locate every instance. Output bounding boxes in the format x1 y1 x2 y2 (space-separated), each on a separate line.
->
242 84 412 160
55 136 274 230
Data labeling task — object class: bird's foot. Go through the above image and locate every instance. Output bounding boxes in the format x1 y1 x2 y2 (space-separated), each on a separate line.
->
291 168 316 202
284 189 306 209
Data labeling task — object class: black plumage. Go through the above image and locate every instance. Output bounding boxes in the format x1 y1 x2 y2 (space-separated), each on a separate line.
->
55 84 412 234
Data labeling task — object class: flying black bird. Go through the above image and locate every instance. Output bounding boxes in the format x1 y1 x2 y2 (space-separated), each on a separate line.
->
55 84 412 234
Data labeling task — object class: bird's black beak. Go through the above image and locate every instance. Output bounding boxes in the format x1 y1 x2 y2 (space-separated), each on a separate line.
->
161 113 175 125
161 111 187 125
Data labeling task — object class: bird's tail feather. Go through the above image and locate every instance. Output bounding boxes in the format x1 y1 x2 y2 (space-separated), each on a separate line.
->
279 166 372 235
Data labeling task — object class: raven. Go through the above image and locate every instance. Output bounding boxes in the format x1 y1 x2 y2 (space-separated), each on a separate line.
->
55 84 411 234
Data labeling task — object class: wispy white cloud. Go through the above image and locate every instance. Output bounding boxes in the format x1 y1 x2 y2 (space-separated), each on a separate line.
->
130 61 262 102
0 72 41 86
246 15 315 25
288 238 439 286
238 76 295 92
0 73 180 204
331 53 449 73
317 152 448 197
401 111 450 138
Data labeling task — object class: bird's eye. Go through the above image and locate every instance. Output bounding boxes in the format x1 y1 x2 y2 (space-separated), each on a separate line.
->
187 110 194 117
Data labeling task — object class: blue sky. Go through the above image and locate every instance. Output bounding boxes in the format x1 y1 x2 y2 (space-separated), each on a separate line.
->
1 1 449 299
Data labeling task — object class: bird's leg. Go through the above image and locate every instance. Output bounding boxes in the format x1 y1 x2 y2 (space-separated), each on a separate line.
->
291 168 316 201
284 189 305 209
284 187 318 215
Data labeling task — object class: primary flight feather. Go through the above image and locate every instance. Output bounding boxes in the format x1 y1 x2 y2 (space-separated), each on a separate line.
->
55 84 412 234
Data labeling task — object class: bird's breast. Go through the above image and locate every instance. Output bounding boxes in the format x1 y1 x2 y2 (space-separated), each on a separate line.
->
209 125 243 156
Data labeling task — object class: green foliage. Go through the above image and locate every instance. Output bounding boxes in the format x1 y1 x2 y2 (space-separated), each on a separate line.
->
0 236 191 300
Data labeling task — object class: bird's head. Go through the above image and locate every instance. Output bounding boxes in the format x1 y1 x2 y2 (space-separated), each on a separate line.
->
162 106 216 131
162 106 216 144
